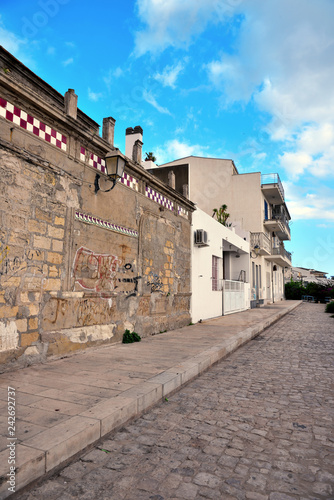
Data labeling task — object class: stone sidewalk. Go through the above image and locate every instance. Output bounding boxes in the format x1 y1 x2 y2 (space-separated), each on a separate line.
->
0 300 301 498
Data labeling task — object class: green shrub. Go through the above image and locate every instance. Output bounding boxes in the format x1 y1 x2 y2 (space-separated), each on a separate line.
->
122 329 141 343
285 281 306 300
325 301 334 313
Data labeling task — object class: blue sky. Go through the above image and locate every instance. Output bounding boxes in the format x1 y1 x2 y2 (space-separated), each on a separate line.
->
1 0 334 277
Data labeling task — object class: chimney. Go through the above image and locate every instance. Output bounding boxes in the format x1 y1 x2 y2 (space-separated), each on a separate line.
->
133 139 143 164
125 126 143 162
183 184 189 199
102 117 116 147
64 89 77 119
168 170 176 190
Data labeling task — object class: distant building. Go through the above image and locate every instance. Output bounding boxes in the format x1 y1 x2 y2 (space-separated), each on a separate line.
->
286 267 333 285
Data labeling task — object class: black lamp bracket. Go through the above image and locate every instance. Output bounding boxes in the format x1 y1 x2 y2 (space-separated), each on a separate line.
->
94 173 117 194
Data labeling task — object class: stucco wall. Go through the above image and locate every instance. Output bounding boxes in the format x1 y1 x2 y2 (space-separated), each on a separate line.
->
191 208 250 323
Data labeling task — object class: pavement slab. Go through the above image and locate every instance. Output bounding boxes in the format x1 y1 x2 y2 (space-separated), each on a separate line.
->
0 300 302 498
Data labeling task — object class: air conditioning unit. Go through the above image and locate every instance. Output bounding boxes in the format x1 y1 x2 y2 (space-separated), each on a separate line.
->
194 229 209 246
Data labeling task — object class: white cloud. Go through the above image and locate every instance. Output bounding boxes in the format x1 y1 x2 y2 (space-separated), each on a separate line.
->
62 57 74 67
134 0 236 56
155 139 209 164
0 19 24 54
154 61 185 88
88 88 103 102
284 182 334 221
143 90 172 115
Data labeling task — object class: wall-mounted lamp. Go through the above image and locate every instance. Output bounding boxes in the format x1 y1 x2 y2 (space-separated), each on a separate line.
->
250 245 260 259
94 149 126 194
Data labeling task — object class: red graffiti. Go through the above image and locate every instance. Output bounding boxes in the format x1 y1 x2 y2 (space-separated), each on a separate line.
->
73 247 121 295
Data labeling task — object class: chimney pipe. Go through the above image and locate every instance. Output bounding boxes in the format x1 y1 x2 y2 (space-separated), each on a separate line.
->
102 117 116 147
125 126 143 161
64 89 77 119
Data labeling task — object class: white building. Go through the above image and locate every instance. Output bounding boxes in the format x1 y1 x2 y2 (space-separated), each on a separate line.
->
191 208 250 322
149 156 292 306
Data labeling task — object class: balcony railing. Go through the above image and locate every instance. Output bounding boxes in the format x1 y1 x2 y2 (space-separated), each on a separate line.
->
269 212 291 238
272 245 292 263
261 173 284 200
250 232 271 254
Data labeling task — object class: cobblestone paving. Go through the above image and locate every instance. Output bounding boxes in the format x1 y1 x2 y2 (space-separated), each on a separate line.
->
19 303 334 500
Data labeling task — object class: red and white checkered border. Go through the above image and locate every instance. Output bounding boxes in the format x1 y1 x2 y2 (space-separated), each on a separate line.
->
0 97 67 151
80 147 106 173
121 172 139 191
146 186 174 211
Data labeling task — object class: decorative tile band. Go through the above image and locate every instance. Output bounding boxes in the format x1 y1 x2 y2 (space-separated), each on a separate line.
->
121 172 138 191
0 97 67 151
80 147 106 173
146 186 174 211
178 206 189 218
75 211 138 238
80 148 139 192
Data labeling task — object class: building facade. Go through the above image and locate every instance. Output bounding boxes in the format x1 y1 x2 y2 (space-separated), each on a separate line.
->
0 47 194 368
149 156 292 306
191 208 250 322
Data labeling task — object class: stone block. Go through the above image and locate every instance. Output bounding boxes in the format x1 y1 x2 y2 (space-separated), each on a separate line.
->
0 444 45 499
35 208 52 223
21 331 39 347
28 317 39 331
54 216 65 226
121 382 163 414
80 396 137 436
33 235 51 250
43 279 61 292
148 371 182 397
52 239 63 252
16 318 28 333
47 252 63 265
24 415 100 472
28 220 46 234
47 226 64 240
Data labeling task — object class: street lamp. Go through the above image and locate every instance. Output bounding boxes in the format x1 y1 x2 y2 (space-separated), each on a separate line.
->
94 149 126 193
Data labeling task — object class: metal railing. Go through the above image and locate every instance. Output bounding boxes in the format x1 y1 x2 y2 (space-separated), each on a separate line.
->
261 173 284 200
250 232 271 254
272 245 292 263
265 213 291 238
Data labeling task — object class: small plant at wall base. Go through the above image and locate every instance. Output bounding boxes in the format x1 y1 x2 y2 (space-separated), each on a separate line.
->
212 204 232 227
325 301 334 314
122 329 141 343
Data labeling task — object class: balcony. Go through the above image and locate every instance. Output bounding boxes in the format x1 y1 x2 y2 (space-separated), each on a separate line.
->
265 244 292 267
250 232 271 256
261 173 284 204
263 212 291 241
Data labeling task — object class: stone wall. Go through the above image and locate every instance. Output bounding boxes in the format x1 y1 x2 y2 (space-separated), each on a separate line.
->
0 47 194 370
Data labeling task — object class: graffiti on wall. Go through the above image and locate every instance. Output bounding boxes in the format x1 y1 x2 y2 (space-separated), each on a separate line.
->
0 243 44 280
146 272 163 293
72 246 166 300
72 246 142 300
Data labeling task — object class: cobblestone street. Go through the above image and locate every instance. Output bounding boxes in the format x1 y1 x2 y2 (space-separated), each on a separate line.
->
19 303 334 500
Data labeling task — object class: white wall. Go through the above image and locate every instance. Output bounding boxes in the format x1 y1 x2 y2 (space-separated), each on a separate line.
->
191 209 250 323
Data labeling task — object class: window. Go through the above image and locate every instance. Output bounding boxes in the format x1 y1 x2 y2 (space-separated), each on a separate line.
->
259 265 262 289
264 200 269 220
252 261 255 288
212 256 221 291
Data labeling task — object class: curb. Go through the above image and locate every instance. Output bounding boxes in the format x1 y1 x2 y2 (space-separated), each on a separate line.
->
1 301 301 499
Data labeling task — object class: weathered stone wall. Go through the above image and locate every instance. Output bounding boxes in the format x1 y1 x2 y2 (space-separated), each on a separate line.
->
0 47 194 370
